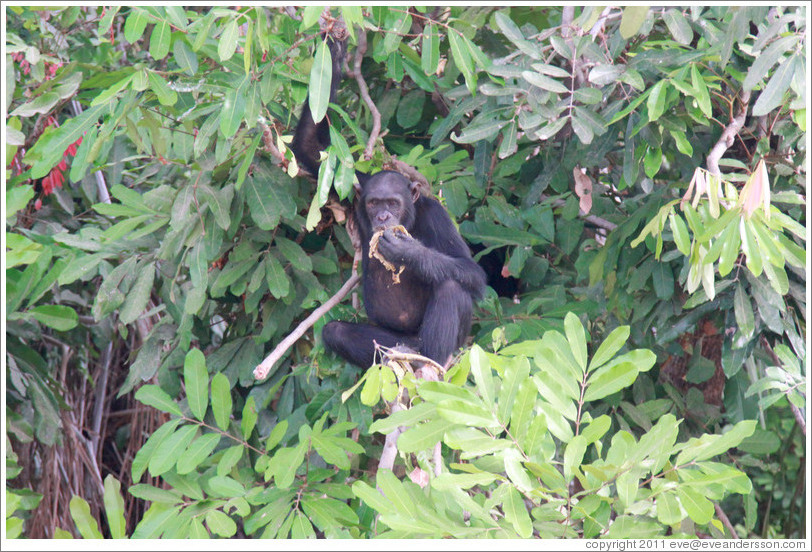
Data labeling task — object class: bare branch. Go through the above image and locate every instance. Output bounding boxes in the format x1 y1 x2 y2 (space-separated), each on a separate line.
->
714 503 739 538
707 90 751 176
253 272 361 381
70 100 111 204
385 158 431 196
258 119 286 165
379 402 405 473
353 30 382 160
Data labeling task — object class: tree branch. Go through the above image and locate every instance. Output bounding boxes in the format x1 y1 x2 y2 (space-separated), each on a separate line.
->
352 30 381 160
253 271 361 381
258 119 286 165
714 502 739 538
707 90 751 176
384 158 432 196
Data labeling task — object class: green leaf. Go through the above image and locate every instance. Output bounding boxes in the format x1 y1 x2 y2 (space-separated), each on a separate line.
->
290 511 315 539
663 9 693 45
243 19 253 75
432 472 497 491
220 87 246 138
647 80 668 122
498 357 530 426
241 396 258 439
69 496 103 539
671 129 694 157
264 255 290 299
564 312 587 373
103 475 127 539
675 420 756 465
147 71 178 106
652 261 674 300
437 400 498 427
619 6 649 39
149 424 197 477
656 490 683 525
10 92 61 117
217 445 244 477
211 372 232 431
135 384 183 417
397 419 449 453
522 70 568 94
208 475 246 497
119 262 155 325
585 349 656 401
308 38 332 124
449 31 475 94
396 89 425 129
644 146 662 178
206 509 237 537
690 64 712 117
26 103 106 179
752 55 796 117
588 325 630 372
744 35 799 91
6 185 35 220
377 469 418 516
244 170 295 230
738 429 780 454
124 8 148 43
503 485 532 538
131 418 182 481
421 26 440 74
218 19 239 62
676 487 714 525
563 435 587 481
271 444 306 488
150 20 171 60
740 219 763 276
173 38 198 76
29 305 78 331
504 447 535 492
90 74 135 107
453 118 508 144
183 348 209 422
498 120 518 159
176 433 221 474
733 282 755 339
469 345 495 405
669 212 692 257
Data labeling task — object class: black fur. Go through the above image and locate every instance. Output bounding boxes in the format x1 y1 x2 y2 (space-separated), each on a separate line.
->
290 35 347 177
290 37 486 367
323 172 486 366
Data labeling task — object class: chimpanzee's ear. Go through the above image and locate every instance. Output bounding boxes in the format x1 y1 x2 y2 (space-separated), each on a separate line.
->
354 170 369 196
409 181 421 203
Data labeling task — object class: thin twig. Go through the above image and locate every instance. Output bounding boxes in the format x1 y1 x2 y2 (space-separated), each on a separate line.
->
70 100 110 203
714 502 739 538
547 195 617 231
379 402 405 473
89 342 112 462
259 119 286 165
253 271 361 380
353 30 381 160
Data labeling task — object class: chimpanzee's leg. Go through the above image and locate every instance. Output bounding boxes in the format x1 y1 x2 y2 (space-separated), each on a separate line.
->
322 321 421 368
418 280 473 365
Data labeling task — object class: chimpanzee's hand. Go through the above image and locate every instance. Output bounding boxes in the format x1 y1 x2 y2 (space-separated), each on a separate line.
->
377 228 419 263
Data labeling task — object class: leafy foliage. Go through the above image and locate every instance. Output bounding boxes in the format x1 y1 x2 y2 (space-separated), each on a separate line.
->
5 5 806 539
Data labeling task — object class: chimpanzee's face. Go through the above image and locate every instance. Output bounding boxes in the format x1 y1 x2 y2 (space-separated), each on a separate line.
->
361 173 415 231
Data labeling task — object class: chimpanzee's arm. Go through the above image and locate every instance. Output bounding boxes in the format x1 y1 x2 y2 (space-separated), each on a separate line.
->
377 199 486 299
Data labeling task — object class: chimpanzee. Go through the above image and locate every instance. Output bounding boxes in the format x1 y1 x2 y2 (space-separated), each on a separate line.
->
290 32 486 367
